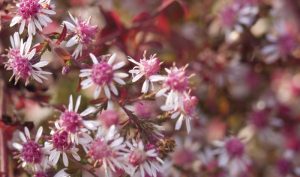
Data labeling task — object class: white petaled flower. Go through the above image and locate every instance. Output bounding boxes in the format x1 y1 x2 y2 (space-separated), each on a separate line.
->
162 94 198 133
80 53 129 99
87 126 128 177
171 137 200 167
12 127 48 171
154 65 191 111
219 0 258 41
213 137 251 177
5 32 51 85
63 12 97 59
219 2 258 32
128 51 162 93
125 140 163 177
57 95 97 145
10 0 56 35
261 22 298 64
44 130 81 167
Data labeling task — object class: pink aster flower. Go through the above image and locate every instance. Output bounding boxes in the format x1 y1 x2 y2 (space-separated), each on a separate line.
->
128 51 162 93
10 0 56 35
213 137 251 177
261 22 298 64
87 126 128 177
154 65 191 111
162 94 198 133
125 140 163 177
63 12 97 59
219 0 258 37
12 127 48 171
56 95 97 145
171 137 199 167
5 32 51 85
44 130 81 167
97 109 120 129
125 101 155 119
80 53 129 99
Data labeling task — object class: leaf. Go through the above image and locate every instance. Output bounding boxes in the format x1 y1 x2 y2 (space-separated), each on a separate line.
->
156 0 189 19
155 15 171 35
132 12 152 24
56 24 67 45
33 41 49 54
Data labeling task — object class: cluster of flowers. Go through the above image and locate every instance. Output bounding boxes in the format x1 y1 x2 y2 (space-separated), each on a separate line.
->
4 0 199 176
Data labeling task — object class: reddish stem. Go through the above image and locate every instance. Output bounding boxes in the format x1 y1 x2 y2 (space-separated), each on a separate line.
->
0 78 8 177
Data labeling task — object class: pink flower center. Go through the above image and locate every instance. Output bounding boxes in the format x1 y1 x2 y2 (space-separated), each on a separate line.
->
277 158 293 176
21 140 43 164
18 0 41 19
134 101 153 119
91 62 113 86
52 131 72 151
77 21 97 44
183 96 198 116
220 6 237 28
225 138 245 157
166 68 189 92
250 110 269 129
11 55 32 80
88 138 112 161
172 148 195 166
98 110 119 128
278 34 297 55
140 58 160 78
60 111 82 133
129 149 146 166
34 171 48 177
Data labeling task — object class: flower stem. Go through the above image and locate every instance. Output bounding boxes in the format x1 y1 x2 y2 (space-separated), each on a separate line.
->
0 78 8 177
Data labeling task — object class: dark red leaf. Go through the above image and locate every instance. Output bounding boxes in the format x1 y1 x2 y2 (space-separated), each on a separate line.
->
56 24 67 45
132 12 152 24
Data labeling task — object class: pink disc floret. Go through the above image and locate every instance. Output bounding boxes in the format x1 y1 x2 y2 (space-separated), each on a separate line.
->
91 61 114 86
11 55 32 80
98 110 119 128
18 0 41 19
21 140 43 164
77 20 97 44
225 138 245 157
88 138 112 161
140 58 160 78
129 149 146 166
166 68 189 92
60 111 82 133
52 130 72 151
